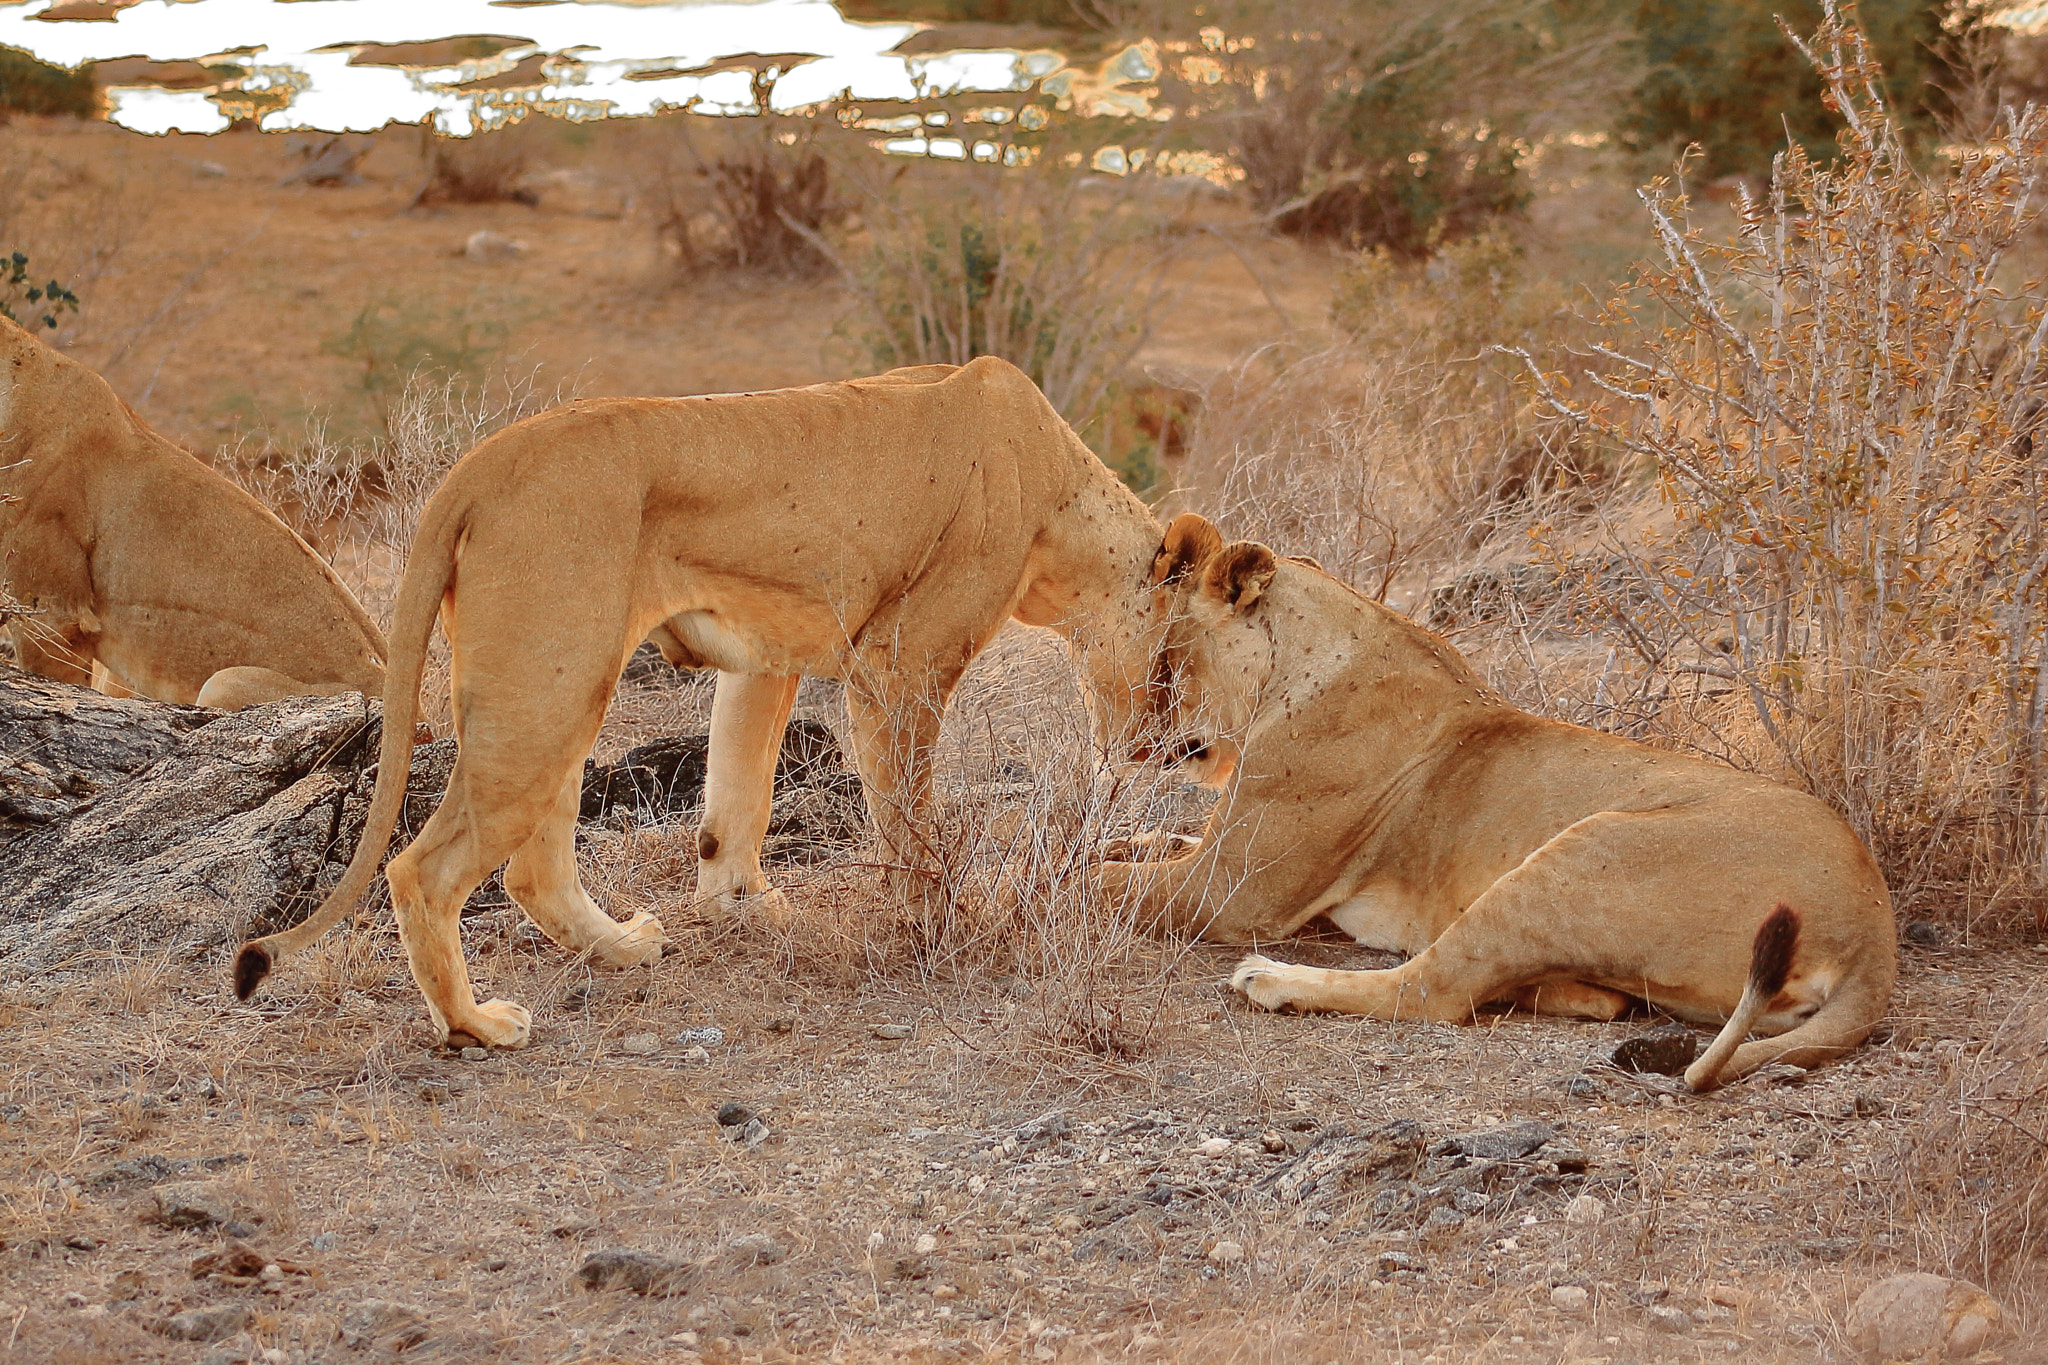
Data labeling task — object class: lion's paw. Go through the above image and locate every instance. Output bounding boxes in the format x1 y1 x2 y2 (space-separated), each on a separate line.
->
459 998 533 1049
591 911 666 968
1229 954 1299 1012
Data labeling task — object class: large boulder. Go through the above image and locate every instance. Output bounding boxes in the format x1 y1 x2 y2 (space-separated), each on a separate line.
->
0 666 861 974
1845 1272 2003 1362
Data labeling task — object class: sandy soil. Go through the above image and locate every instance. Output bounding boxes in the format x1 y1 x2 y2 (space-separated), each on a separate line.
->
2 112 2041 1365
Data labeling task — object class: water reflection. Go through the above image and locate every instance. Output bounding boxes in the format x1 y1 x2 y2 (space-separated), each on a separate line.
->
0 0 1093 137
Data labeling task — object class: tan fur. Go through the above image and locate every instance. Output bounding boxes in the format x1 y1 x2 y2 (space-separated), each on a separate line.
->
1101 517 1898 1090
0 317 386 708
235 357 1169 1049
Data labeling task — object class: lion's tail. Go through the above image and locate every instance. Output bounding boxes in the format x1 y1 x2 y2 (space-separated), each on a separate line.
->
1684 904 1885 1091
232 496 465 1001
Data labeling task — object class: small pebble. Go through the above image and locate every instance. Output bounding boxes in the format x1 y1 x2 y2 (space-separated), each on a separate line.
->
617 1033 660 1056
675 1026 725 1047
1551 1285 1589 1312
1195 1137 1233 1157
60 1291 88 1309
1206 1241 1245 1266
871 1023 913 1040
460 1047 488 1062
681 1046 710 1064
913 1234 939 1255
1563 1193 1607 1225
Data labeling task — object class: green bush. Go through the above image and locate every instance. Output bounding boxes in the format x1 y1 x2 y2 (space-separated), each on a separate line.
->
1623 0 1947 180
0 46 98 119
0 251 79 332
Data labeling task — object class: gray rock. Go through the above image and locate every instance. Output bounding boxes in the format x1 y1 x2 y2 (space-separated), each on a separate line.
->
1259 1120 1426 1210
154 1181 232 1229
92 1154 177 1187
1612 1024 1698 1075
459 1047 488 1062
715 1101 754 1128
674 1026 724 1047
1645 1304 1692 1334
1444 1119 1553 1161
1420 1207 1467 1235
1902 920 1949 949
617 1033 660 1056
1846 1273 2003 1361
871 1023 914 1040
575 1248 696 1296
155 1304 249 1342
734 1115 770 1148
336 1298 429 1351
726 1233 784 1265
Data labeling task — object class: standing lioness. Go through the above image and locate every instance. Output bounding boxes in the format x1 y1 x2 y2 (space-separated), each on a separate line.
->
236 358 1170 1049
1102 515 1896 1090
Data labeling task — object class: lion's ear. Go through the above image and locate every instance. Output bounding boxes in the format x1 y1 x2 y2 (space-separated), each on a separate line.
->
1152 513 1222 586
1202 542 1278 612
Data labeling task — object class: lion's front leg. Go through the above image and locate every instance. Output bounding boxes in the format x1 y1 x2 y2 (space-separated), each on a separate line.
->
697 671 801 923
844 676 950 919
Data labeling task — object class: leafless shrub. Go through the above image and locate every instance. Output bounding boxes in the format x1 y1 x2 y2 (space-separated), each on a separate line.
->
813 101 1180 434
1523 3 2048 934
413 118 545 207
1885 987 2048 1304
1173 230 1593 611
639 94 845 278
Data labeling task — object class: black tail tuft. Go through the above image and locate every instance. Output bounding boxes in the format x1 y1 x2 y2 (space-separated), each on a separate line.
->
232 942 272 1002
1748 904 1800 998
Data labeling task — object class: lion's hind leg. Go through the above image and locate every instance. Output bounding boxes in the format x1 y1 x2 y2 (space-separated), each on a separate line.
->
195 666 372 710
504 765 665 968
1507 980 1631 1020
385 789 536 1050
1229 954 1475 1021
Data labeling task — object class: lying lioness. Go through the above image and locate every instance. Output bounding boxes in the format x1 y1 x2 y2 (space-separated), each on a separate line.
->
236 358 1170 1049
1100 515 1897 1091
0 317 387 708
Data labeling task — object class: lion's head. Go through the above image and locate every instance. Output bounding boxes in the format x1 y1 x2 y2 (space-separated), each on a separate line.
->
1128 513 1278 787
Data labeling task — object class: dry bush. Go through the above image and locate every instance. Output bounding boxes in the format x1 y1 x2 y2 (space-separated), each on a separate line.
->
1166 0 1629 256
638 92 846 279
413 118 546 206
1884 987 2048 1304
1524 4 2048 935
1171 231 1594 612
817 101 1179 434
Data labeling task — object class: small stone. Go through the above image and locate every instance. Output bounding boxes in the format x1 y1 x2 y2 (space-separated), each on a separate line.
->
681 1046 710 1064
1259 1130 1288 1153
156 1304 250 1342
871 1023 914 1040
933 1284 959 1301
222 1220 259 1239
1645 1304 1692 1334
155 1181 231 1229
675 1026 725 1047
1421 1207 1466 1235
727 1233 784 1265
1565 1075 1604 1098
1612 1024 1698 1075
1691 1304 1733 1322
1196 1137 1233 1157
62 1235 99 1251
463 229 528 262
1563 1194 1607 1225
618 1033 661 1056
1751 1061 1809 1084
1206 1241 1245 1265
913 1233 939 1255
199 1333 261 1365
310 1232 341 1251
336 1298 429 1351
577 1248 696 1295
60 1291 88 1308
1550 1285 1589 1312
460 1046 488 1062
417 1079 452 1103
92 1154 177 1188
1445 1119 1554 1161
1846 1273 2003 1362
715 1101 754 1128
1902 920 1948 949
763 1016 795 1033
1375 1250 1421 1275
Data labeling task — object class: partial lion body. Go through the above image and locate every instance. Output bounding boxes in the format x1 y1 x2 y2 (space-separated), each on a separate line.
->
1104 517 1897 1090
0 318 386 708
238 357 1167 1049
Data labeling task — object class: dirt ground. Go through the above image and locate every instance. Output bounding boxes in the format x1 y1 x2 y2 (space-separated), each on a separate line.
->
3 114 2045 1364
